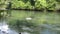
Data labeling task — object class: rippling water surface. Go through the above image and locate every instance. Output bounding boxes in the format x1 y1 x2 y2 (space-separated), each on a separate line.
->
0 10 60 34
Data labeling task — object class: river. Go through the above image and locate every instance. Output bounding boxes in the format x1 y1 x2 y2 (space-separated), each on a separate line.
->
0 10 60 34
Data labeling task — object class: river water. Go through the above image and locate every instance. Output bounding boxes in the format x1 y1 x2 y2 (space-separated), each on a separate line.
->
0 19 18 34
0 10 60 34
0 20 60 34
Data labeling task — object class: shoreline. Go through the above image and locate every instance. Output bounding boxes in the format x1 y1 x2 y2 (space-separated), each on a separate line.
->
0 8 60 12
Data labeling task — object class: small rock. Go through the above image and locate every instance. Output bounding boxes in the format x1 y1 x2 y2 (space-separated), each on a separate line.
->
26 17 32 20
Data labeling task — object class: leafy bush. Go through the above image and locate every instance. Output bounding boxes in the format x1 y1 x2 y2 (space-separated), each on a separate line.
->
0 0 60 10
46 0 56 10
12 1 26 9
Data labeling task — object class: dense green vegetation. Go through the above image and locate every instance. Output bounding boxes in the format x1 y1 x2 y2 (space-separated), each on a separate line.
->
0 0 60 10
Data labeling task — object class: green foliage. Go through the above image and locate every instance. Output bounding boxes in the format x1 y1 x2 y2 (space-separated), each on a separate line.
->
12 1 25 8
20 0 29 3
56 0 60 2
35 0 42 9
30 0 35 6
25 1 33 9
46 0 56 10
0 0 60 10
11 0 57 10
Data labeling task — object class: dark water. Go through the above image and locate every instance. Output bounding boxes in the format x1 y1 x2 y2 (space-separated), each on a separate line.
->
0 10 60 34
